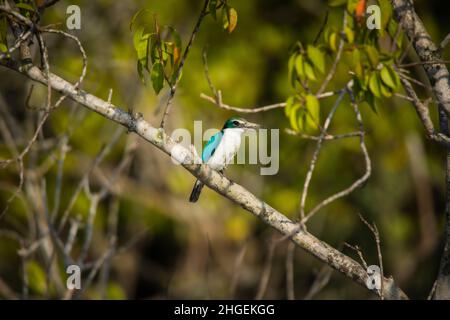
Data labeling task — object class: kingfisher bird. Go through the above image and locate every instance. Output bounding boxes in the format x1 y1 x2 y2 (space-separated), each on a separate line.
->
189 117 260 202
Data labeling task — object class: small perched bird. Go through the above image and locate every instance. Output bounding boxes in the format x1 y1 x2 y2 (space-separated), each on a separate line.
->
189 117 260 202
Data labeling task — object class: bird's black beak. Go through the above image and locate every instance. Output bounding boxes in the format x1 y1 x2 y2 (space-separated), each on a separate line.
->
243 121 260 129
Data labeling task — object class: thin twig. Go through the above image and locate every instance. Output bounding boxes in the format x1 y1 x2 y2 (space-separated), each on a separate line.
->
298 88 346 221
285 129 362 140
358 213 384 300
286 241 295 300
255 237 277 300
301 86 371 224
159 0 210 128
317 11 346 95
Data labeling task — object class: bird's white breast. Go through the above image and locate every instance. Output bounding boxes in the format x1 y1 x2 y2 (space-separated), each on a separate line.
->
207 128 243 170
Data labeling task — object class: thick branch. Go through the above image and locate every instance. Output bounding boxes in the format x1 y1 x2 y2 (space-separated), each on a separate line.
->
392 0 450 299
392 0 450 117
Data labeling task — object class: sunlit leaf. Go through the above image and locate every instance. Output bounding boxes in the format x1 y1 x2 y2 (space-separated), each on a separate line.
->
344 27 354 44
304 61 316 81
295 54 305 80
307 45 325 74
285 96 295 116
378 0 392 33
380 64 400 90
305 94 320 130
133 26 144 51
289 104 303 132
352 49 364 79
329 32 338 51
380 65 394 89
364 45 379 68
369 72 382 98
380 82 393 97
137 34 150 62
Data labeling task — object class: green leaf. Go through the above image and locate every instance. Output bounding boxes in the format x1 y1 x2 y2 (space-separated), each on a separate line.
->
352 49 364 79
150 35 159 64
0 43 7 53
329 32 338 52
364 45 380 68
380 82 393 97
344 27 354 44
295 54 305 80
16 3 35 12
307 45 325 74
285 96 295 116
151 62 164 94
209 0 218 20
366 91 379 114
137 34 150 62
378 0 392 33
380 64 400 90
289 104 303 132
304 61 316 81
137 60 146 84
305 94 320 130
288 54 296 86
130 9 152 30
369 72 382 98
133 27 144 52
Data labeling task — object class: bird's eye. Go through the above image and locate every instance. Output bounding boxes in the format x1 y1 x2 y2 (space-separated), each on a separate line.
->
233 120 239 126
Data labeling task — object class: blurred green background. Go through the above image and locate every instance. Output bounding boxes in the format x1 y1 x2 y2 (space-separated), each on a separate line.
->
1 0 450 299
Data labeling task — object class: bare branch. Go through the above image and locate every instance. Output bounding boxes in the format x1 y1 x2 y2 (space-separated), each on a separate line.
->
300 87 371 224
299 88 346 221
255 237 277 300
317 11 346 95
285 241 295 300
400 77 450 147
358 213 384 300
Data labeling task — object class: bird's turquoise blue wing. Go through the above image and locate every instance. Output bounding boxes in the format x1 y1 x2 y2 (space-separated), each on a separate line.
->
202 131 223 163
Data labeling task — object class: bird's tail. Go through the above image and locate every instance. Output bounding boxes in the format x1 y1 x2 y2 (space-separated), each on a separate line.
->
189 180 204 203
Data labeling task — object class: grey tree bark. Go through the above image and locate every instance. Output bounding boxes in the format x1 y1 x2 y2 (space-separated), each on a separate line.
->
392 0 450 299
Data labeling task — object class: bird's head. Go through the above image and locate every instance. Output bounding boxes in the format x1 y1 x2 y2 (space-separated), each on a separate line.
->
222 117 260 131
